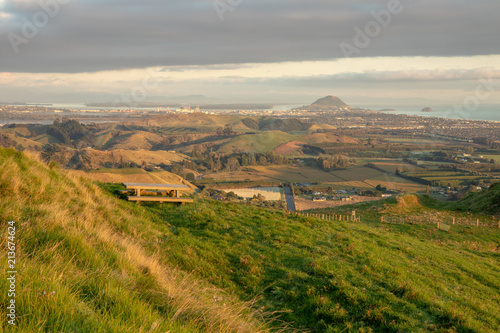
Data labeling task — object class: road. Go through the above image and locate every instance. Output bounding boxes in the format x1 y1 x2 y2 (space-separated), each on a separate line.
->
283 186 296 212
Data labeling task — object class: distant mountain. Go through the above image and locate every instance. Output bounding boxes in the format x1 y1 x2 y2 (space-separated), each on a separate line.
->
294 96 352 111
311 96 349 108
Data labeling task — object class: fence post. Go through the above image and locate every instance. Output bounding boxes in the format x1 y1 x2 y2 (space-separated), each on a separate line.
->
477 219 479 227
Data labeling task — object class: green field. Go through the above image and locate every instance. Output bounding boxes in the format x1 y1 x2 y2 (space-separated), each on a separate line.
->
483 155 500 163
204 164 427 192
359 158 426 174
218 132 297 154
384 137 450 144
407 170 488 186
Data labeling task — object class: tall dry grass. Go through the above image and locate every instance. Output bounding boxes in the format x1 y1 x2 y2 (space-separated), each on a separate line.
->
0 148 298 332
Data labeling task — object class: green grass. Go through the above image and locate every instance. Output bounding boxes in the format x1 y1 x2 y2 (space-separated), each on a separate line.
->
218 132 297 154
131 198 500 333
2 148 500 332
430 182 500 216
384 138 449 144
0 148 280 333
483 155 500 163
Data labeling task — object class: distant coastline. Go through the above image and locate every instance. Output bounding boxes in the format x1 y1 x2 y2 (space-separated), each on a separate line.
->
356 104 500 122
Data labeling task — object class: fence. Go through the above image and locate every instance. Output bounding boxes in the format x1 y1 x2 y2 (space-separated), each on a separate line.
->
381 215 500 229
299 212 361 222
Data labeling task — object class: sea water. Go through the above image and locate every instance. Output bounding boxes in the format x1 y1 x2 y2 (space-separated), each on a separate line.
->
365 104 500 122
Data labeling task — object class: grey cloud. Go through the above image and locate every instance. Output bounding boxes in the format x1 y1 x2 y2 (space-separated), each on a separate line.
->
330 68 500 82
161 63 253 72
0 0 499 73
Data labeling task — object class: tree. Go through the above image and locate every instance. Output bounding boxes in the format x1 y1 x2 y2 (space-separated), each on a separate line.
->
227 157 241 171
464 146 474 155
223 124 234 136
253 193 266 202
185 172 195 181
191 147 202 160
171 163 183 175
248 153 257 165
425 185 431 195
214 158 222 171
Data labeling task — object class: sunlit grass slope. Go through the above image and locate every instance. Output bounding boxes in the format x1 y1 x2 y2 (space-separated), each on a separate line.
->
102 187 500 333
0 148 281 333
2 147 499 332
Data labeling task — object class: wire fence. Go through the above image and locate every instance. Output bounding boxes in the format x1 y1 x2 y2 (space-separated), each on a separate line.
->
381 215 500 229
298 212 361 222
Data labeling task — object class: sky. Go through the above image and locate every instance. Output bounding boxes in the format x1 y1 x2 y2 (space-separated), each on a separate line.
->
0 0 499 107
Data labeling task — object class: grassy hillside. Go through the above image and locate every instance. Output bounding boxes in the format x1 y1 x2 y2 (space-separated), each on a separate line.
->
1 148 499 332
218 132 297 154
455 183 500 216
382 184 500 217
0 148 280 332
104 189 500 332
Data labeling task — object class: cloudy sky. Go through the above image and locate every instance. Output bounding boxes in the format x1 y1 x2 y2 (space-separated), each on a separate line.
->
0 0 499 106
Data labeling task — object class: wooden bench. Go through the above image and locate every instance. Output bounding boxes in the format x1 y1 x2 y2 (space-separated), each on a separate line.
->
121 183 194 204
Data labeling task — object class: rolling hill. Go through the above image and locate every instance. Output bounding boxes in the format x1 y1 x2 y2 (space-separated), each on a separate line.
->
1 147 499 332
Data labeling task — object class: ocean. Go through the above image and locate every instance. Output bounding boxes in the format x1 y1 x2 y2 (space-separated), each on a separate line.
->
271 103 500 122
356 104 500 122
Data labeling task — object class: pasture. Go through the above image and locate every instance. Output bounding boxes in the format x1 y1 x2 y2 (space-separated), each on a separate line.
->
218 132 296 154
483 154 500 163
204 164 427 192
360 158 426 173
